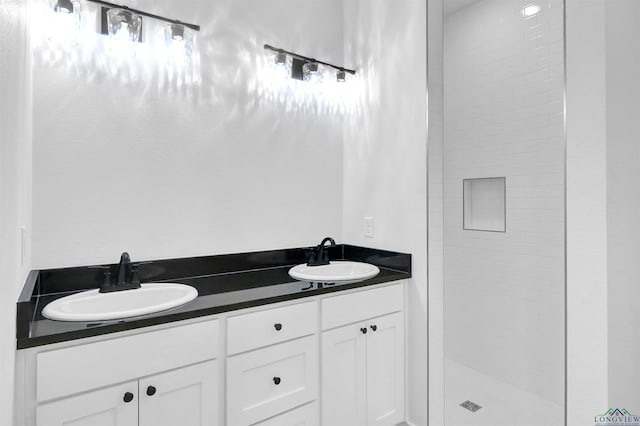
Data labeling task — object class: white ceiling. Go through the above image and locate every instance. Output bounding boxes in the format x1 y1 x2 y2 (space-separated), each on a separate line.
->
444 0 481 16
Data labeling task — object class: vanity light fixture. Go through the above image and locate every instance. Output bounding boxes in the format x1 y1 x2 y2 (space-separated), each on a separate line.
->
88 0 200 40
264 44 355 82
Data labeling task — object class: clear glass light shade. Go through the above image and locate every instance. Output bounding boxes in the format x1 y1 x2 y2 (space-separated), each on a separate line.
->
303 62 323 84
268 51 292 79
48 0 82 46
274 52 287 66
164 23 194 66
107 8 142 55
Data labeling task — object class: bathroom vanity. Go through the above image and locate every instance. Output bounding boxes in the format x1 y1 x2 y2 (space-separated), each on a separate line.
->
14 245 410 426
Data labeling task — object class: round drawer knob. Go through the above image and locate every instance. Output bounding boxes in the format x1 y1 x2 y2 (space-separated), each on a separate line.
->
370 325 378 332
123 392 134 403
146 386 156 396
274 323 283 331
360 327 367 334
273 376 281 385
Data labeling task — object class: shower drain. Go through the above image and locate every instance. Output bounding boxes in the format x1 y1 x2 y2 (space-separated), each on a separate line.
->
459 400 482 412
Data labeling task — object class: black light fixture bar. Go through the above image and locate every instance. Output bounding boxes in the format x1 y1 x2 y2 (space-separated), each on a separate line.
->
264 44 356 75
87 0 201 32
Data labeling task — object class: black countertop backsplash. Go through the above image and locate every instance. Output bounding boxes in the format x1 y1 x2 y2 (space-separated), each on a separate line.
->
17 245 411 349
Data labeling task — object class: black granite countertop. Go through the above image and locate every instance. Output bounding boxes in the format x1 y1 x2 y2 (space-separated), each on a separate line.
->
17 245 411 349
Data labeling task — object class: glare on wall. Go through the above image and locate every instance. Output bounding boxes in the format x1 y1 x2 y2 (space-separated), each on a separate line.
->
521 4 542 17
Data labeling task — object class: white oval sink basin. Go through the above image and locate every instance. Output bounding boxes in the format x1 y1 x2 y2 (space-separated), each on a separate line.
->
42 283 198 322
288 261 380 284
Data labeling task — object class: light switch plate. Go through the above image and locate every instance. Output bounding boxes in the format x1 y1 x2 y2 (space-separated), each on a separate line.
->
364 216 374 238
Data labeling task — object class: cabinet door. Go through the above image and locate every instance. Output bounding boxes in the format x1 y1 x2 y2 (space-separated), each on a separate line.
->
253 402 318 426
36 381 138 426
366 312 404 426
139 360 218 426
321 323 367 426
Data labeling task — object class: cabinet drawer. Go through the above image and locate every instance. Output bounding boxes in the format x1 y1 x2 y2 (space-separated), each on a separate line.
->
253 402 318 426
227 301 317 355
321 284 403 330
227 336 318 426
37 319 219 402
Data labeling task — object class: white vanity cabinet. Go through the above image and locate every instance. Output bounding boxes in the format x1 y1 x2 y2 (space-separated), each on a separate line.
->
364 312 405 426
252 402 318 426
226 301 319 426
321 285 405 426
33 319 220 426
19 282 406 426
36 361 217 426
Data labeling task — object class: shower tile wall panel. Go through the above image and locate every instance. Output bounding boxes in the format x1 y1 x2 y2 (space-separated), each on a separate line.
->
444 0 565 405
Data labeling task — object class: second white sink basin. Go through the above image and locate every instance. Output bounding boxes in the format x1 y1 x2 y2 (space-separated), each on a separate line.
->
288 261 380 284
42 283 198 322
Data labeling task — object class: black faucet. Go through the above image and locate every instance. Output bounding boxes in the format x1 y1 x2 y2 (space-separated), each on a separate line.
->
307 237 336 266
99 252 142 293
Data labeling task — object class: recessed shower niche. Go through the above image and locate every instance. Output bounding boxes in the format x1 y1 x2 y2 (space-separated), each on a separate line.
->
463 177 506 232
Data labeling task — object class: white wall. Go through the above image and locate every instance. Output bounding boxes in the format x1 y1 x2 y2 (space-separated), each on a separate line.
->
605 0 640 412
566 0 640 420
566 1 609 423
341 0 428 424
0 0 33 424
443 0 565 406
31 0 345 269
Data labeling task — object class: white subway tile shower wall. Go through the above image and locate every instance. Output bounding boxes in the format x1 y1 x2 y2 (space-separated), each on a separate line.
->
443 0 565 413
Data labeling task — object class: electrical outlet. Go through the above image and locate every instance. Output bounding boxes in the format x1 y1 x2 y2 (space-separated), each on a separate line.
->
364 216 374 238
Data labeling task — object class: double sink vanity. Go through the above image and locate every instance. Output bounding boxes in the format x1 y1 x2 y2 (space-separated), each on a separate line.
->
14 242 411 426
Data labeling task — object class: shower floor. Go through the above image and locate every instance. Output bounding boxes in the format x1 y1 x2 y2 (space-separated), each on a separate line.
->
444 359 564 426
